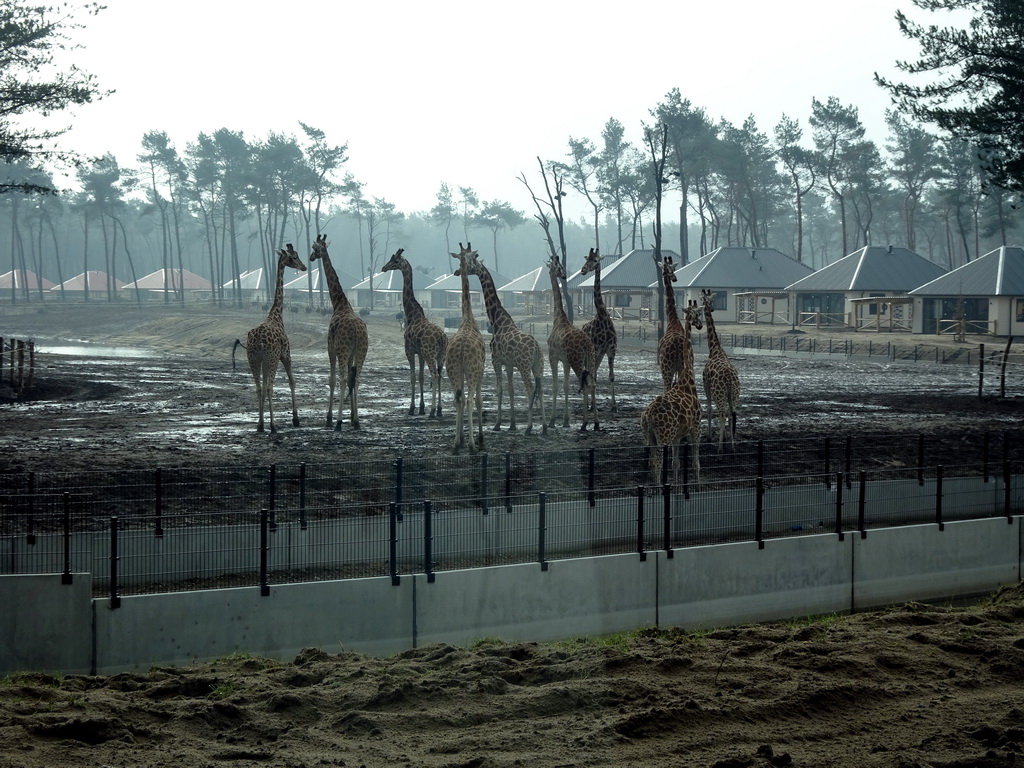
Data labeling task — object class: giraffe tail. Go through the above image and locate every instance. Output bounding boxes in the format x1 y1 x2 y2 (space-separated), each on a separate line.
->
345 365 358 399
577 370 590 393
231 339 245 371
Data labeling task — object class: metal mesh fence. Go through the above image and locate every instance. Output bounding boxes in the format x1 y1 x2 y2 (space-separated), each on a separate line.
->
2 435 1020 597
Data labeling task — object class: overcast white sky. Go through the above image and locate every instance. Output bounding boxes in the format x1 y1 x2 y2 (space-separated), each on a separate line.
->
44 0 932 220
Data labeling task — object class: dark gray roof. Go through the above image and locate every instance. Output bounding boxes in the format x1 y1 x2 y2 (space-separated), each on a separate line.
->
576 249 679 290
910 246 1024 297
787 246 945 292
668 247 814 290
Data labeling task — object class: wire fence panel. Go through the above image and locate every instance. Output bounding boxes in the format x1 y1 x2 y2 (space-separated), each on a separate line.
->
1 439 1020 598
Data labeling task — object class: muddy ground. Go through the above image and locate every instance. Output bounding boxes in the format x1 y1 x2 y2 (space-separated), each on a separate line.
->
1 302 1024 768
0 302 1021 475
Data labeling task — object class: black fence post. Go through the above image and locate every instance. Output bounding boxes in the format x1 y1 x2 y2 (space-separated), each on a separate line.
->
537 492 547 571
268 465 278 532
661 445 669 487
835 472 844 540
299 463 308 530
935 465 944 531
755 475 764 549
394 457 403 507
662 483 673 558
858 471 867 538
259 508 270 596
109 516 121 608
983 433 990 483
61 492 72 584
389 502 400 586
636 486 646 561
588 448 596 507
682 443 690 500
154 467 164 538
481 454 489 515
424 500 435 583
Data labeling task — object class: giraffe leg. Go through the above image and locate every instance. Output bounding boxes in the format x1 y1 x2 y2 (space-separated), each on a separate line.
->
561 364 571 428
452 386 465 454
417 357 426 416
471 380 484 452
428 361 441 419
521 369 535 435
347 364 360 430
406 351 417 416
326 356 337 429
505 367 518 431
608 352 616 412
493 362 505 431
264 361 278 433
282 357 300 428
548 358 559 429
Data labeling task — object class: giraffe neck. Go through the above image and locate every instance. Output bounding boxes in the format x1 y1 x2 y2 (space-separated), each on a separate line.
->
476 264 513 330
267 254 287 324
548 266 569 327
683 313 696 374
705 307 724 354
319 248 353 313
398 262 426 322
664 273 681 331
592 263 607 318
459 269 477 330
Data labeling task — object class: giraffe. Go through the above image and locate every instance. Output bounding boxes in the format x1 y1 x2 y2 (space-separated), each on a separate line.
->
656 254 690 389
308 234 368 430
445 243 486 454
545 256 598 431
641 299 704 485
459 248 547 434
701 288 741 451
580 247 618 412
381 248 448 418
231 244 307 433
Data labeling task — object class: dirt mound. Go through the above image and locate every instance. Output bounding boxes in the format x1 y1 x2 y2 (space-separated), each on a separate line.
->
3 584 1023 766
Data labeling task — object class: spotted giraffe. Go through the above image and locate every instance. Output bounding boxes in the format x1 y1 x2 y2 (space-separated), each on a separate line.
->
445 243 486 454
231 244 307 433
382 248 448 418
460 248 547 434
701 288 741 451
641 299 703 485
580 247 618 412
308 234 368 430
656 254 690 389
545 256 598 431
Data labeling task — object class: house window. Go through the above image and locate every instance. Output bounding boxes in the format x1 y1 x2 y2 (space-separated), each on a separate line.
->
614 294 632 307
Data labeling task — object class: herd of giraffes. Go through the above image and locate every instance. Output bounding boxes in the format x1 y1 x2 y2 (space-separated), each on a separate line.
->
231 239 741 480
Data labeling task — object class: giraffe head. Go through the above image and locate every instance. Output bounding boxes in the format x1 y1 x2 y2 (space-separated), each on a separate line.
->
381 248 408 273
451 242 477 276
280 243 307 272
309 234 329 263
545 257 566 281
684 299 703 331
661 254 678 285
701 288 716 316
579 247 602 276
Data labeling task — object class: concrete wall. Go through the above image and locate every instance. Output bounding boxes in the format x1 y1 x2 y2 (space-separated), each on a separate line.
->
2 517 1020 677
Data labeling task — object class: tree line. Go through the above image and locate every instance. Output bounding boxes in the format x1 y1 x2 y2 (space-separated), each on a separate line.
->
1 1 1022 305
